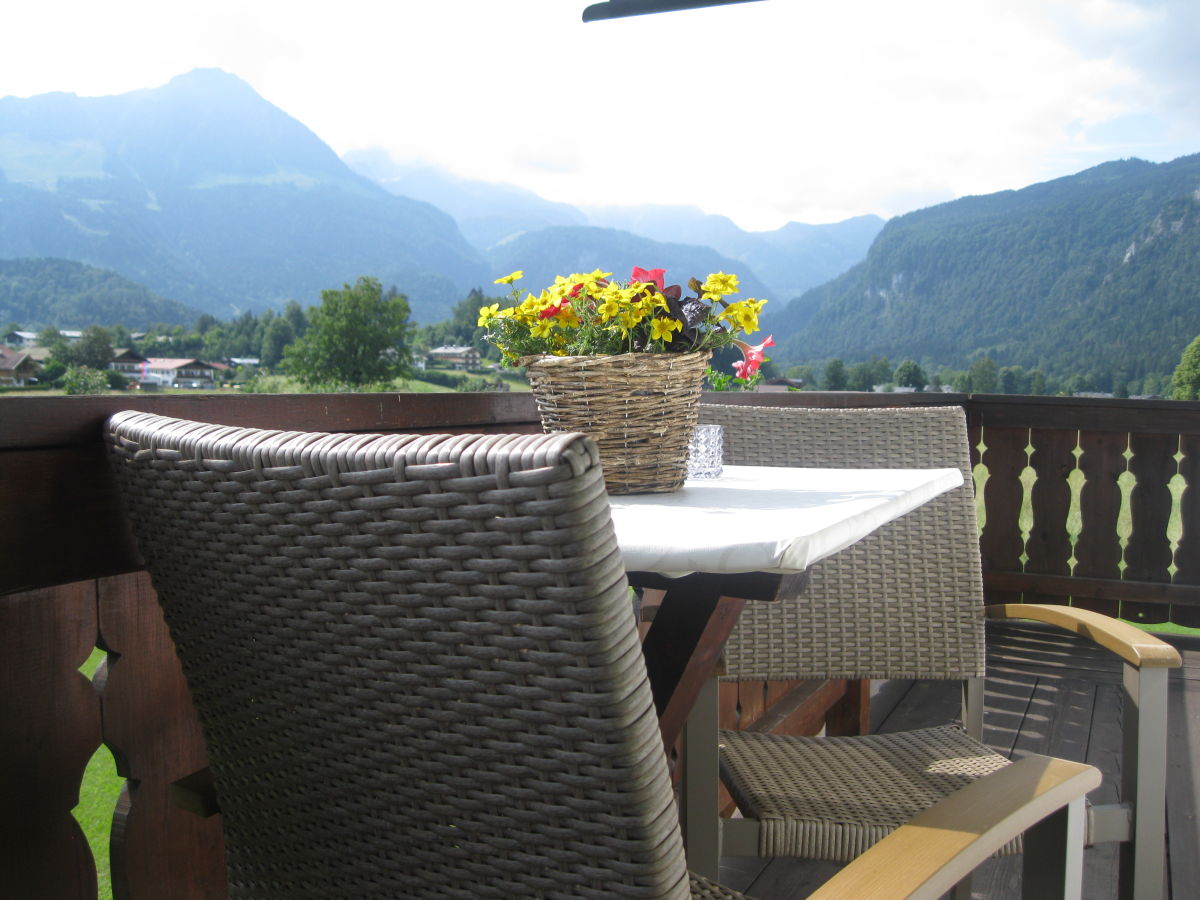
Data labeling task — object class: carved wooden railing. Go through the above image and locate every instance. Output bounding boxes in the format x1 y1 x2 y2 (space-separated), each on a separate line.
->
3 390 1198 897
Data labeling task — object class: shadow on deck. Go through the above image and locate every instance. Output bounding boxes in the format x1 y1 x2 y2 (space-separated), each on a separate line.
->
717 620 1200 899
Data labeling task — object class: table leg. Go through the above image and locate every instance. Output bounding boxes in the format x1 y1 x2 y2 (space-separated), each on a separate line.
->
638 581 746 750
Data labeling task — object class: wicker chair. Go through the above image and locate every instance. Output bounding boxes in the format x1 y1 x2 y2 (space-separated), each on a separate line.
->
106 410 1100 899
690 403 1181 900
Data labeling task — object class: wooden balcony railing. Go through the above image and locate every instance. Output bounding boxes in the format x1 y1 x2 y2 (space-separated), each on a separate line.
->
3 390 1198 897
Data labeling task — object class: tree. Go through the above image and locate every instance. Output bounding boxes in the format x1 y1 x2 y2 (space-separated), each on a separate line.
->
259 317 295 369
822 358 848 390
60 365 110 395
998 366 1027 395
785 364 816 389
36 325 65 351
283 300 309 339
59 325 114 370
283 277 413 389
967 356 999 393
893 359 926 390
422 288 489 351
846 361 875 392
1171 335 1200 400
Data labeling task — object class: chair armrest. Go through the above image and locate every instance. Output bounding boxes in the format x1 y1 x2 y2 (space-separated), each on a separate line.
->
985 603 1182 669
806 755 1101 900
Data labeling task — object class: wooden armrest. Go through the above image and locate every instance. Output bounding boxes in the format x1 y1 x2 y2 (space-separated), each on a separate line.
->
986 603 1182 669
806 755 1100 900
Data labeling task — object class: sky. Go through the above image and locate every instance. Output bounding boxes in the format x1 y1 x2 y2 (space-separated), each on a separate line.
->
3 0 1199 232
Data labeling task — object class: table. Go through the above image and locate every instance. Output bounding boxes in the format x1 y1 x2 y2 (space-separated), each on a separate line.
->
609 464 964 747
608 464 964 877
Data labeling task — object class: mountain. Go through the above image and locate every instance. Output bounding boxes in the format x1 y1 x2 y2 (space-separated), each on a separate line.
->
343 150 588 250
345 151 882 302
484 226 774 310
581 205 884 302
774 154 1200 382
0 257 202 329
0 69 489 322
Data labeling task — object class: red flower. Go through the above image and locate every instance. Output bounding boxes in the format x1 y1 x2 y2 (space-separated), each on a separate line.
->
630 266 666 291
539 300 566 319
732 334 775 378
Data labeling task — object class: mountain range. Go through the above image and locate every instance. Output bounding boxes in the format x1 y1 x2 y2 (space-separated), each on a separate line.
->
0 69 487 323
772 154 1200 381
343 150 883 303
4 67 1198 387
0 69 878 329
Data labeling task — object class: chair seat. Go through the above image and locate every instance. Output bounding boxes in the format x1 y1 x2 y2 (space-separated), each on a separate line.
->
719 724 1017 862
690 873 750 898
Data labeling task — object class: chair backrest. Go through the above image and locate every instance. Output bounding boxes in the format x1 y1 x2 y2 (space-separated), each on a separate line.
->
698 404 985 681
106 411 690 899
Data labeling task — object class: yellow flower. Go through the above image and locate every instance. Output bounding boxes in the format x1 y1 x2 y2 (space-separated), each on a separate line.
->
701 271 740 300
647 291 670 313
493 270 524 285
598 295 622 321
530 319 555 338
650 316 683 342
476 303 500 327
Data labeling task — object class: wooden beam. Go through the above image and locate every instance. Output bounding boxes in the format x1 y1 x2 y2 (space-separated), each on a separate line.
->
985 571 1200 609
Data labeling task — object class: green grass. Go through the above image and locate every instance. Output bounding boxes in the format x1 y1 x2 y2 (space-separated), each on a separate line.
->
74 649 121 900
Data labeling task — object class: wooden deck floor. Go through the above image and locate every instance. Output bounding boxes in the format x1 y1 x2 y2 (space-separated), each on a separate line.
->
716 620 1200 899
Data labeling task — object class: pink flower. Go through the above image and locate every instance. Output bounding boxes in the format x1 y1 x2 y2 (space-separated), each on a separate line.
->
630 266 666 291
732 334 775 378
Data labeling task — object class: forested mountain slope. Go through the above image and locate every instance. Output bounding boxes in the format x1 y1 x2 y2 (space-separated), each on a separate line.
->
775 154 1200 382
0 258 201 329
485 227 774 308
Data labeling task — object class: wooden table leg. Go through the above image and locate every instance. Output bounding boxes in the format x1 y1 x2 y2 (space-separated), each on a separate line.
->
631 571 781 750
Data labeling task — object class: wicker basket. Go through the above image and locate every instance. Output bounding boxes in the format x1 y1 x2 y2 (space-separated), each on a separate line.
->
521 350 712 494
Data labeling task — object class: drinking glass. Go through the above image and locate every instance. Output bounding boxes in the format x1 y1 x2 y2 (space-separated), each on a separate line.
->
686 424 724 479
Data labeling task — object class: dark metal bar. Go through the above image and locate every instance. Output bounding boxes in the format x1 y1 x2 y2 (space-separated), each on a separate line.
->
583 0 765 23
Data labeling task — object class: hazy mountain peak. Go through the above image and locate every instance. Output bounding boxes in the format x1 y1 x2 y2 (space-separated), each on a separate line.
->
0 71 488 321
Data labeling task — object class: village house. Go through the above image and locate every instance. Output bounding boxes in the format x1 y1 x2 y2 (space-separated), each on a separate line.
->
108 348 150 379
426 345 481 370
2 329 85 347
140 358 217 389
0 346 40 386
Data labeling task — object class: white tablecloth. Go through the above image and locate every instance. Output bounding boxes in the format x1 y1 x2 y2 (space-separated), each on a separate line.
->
608 465 964 578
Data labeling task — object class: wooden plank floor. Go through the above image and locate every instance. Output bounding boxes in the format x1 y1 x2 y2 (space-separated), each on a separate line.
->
716 620 1200 899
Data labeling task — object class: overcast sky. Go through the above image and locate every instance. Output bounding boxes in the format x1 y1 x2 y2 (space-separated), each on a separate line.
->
3 0 1198 231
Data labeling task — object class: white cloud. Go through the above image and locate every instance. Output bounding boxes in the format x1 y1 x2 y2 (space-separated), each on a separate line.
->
1 0 1196 231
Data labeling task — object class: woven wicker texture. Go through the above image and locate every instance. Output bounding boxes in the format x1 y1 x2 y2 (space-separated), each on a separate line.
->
697 404 986 681
523 351 711 495
718 726 1013 862
106 410 749 900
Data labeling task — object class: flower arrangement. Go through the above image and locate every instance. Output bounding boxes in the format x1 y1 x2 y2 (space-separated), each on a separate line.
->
477 266 771 374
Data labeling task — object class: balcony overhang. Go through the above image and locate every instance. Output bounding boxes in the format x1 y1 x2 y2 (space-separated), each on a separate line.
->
583 0 766 23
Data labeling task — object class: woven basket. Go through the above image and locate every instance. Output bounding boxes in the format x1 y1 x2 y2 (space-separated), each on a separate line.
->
521 350 712 494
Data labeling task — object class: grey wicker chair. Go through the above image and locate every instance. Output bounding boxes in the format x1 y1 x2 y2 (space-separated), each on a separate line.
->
689 403 1180 900
105 410 1100 900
